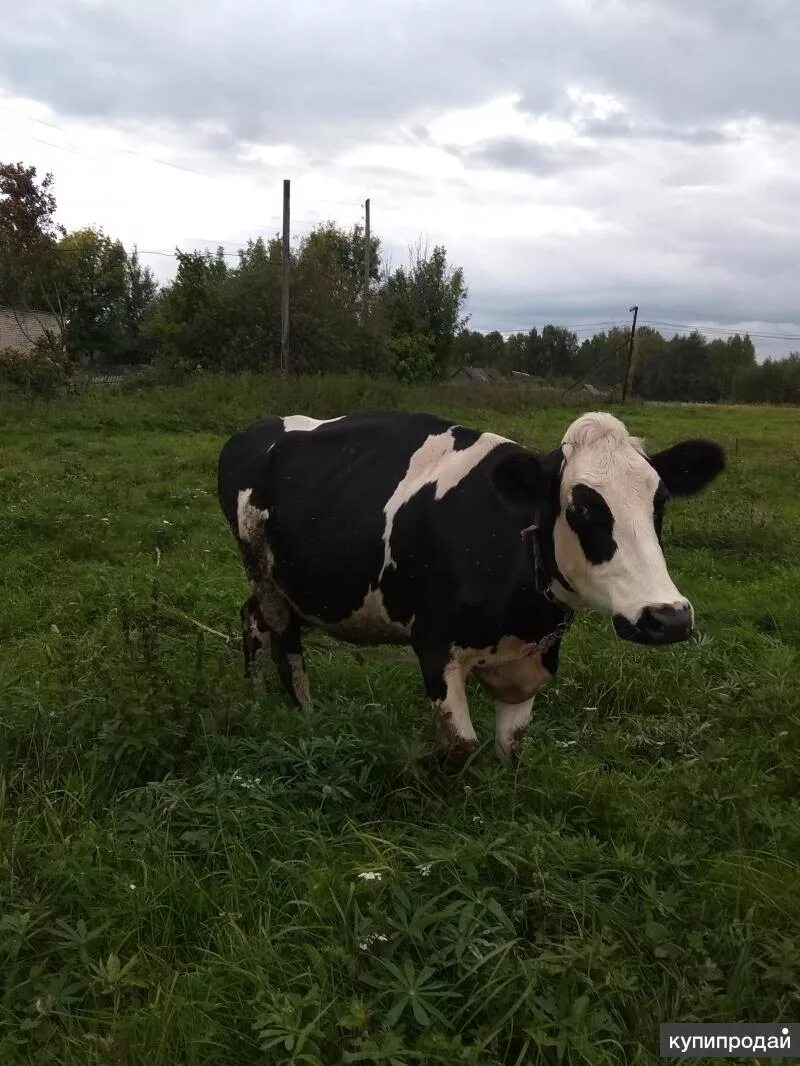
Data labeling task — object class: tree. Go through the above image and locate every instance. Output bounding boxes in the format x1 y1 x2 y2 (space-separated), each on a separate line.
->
146 247 231 368
122 247 158 362
706 333 756 399
451 328 507 372
0 161 64 310
292 223 384 373
732 352 800 404
381 242 468 379
54 228 128 364
627 327 668 398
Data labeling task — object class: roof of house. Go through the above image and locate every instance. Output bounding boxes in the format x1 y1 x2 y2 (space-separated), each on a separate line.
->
451 365 491 382
0 306 61 354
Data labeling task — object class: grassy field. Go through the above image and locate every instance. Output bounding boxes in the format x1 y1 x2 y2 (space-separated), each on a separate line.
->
1 376 799 1065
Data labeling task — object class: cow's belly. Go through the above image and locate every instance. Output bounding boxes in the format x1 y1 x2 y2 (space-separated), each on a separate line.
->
285 585 413 646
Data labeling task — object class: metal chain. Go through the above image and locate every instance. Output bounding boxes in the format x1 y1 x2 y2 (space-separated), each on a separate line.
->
527 608 575 656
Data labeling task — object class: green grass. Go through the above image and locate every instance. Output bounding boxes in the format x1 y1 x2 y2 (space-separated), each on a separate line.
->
1 376 799 1064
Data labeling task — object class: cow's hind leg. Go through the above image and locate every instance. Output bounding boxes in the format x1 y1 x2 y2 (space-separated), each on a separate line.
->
240 595 270 682
268 612 312 712
237 505 312 711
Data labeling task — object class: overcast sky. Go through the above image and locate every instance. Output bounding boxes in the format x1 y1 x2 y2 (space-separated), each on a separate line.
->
2 0 799 358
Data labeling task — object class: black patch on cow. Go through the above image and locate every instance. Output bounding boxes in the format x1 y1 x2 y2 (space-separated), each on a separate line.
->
566 484 617 565
490 446 546 521
450 424 481 451
653 482 670 545
541 641 560 678
648 438 725 497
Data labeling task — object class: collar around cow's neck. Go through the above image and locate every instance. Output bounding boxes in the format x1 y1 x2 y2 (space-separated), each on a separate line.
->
521 517 575 607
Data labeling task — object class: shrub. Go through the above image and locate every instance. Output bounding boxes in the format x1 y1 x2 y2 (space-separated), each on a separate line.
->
0 345 67 398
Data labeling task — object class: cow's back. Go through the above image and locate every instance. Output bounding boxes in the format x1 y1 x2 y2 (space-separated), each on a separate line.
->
218 411 483 626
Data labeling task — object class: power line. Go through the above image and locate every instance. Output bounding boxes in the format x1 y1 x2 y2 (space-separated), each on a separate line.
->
493 320 627 335
140 248 245 259
0 124 86 157
484 319 800 343
562 337 631 400
641 319 800 342
0 106 218 179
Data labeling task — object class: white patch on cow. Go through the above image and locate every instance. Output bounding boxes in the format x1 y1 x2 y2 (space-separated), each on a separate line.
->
555 411 689 623
561 410 645 458
380 428 507 575
282 414 344 433
236 488 269 544
432 659 478 749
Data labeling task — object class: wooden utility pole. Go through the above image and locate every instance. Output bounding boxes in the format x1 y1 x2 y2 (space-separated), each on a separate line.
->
280 179 290 375
363 198 371 325
621 304 639 403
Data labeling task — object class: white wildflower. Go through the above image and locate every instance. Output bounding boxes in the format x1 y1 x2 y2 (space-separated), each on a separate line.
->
232 770 261 790
417 863 433 877
357 871 383 882
128 883 136 891
358 933 388 950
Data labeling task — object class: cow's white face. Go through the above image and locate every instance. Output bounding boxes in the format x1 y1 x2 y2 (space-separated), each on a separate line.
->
492 412 726 645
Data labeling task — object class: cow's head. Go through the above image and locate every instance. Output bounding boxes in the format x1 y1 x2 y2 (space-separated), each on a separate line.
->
492 412 725 645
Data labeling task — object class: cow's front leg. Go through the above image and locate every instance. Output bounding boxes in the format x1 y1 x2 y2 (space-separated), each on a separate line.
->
474 653 555 766
416 649 478 769
494 698 535 766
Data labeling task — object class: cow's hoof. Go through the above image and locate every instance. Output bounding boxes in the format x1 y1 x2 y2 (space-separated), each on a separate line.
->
492 733 529 767
438 737 479 771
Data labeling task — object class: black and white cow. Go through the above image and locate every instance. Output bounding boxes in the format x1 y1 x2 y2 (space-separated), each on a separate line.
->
217 410 724 765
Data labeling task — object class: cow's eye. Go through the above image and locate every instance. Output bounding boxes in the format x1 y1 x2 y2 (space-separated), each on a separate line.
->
568 502 591 523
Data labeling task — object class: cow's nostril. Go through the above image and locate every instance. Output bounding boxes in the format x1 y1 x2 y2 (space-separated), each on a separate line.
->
639 603 693 644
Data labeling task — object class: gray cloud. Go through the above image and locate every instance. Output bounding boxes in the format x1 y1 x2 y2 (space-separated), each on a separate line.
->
451 137 596 174
3 0 799 151
579 119 733 147
2 0 800 357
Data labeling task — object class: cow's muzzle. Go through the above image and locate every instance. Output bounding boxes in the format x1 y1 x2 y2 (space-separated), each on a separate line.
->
613 603 693 646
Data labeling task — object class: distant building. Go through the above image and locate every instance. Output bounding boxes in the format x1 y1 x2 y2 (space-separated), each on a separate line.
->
0 306 62 355
451 365 502 383
571 383 608 400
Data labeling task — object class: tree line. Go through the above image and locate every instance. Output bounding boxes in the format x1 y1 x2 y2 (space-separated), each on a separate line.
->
453 324 800 404
2 160 798 403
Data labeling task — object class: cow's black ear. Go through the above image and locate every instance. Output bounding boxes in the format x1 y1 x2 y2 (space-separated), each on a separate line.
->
491 449 548 516
648 439 726 496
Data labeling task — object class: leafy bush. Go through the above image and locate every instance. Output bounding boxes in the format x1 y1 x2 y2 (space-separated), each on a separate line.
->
391 333 438 383
0 345 67 398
